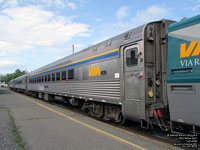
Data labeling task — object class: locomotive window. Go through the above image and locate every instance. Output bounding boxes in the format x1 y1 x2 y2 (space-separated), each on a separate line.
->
48 74 51 82
56 72 60 81
45 75 47 82
52 73 55 81
62 71 66 80
126 48 138 67
68 69 74 80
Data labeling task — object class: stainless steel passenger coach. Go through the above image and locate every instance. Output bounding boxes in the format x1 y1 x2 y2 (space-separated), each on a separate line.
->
10 20 174 128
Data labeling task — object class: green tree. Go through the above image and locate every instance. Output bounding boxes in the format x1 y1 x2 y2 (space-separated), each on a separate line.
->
0 69 28 83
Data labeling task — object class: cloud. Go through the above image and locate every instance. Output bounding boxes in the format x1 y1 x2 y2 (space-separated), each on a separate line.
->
132 5 170 24
0 0 77 10
53 0 77 10
66 2 76 10
116 6 129 20
0 60 17 67
0 5 90 56
0 0 18 8
94 18 102 22
192 0 200 11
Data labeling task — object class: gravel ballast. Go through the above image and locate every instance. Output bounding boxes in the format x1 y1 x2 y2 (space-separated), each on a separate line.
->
0 108 19 150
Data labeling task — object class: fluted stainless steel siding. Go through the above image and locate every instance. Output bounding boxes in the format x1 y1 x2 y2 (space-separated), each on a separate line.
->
61 80 120 100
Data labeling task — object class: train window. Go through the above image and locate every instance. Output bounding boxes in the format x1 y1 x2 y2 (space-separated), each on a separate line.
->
56 72 60 81
68 69 74 80
45 75 47 82
48 74 51 82
101 70 107 75
62 71 66 80
39 77 41 82
52 73 55 81
126 48 138 67
41 76 44 82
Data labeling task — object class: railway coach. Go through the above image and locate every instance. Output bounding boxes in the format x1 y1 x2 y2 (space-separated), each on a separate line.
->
10 15 200 133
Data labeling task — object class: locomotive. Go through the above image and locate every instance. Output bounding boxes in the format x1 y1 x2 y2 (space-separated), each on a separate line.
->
9 15 200 133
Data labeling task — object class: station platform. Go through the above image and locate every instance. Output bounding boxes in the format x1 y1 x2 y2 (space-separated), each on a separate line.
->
0 88 182 150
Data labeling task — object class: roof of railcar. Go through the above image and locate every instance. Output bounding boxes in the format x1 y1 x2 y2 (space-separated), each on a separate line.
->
28 24 146 77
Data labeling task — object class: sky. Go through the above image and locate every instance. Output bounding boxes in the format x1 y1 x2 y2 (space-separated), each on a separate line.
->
0 0 200 74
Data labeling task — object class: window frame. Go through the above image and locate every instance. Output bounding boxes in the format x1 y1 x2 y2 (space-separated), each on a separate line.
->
68 69 74 80
56 72 61 81
126 47 138 67
62 71 66 80
52 73 55 81
45 75 47 82
48 74 51 82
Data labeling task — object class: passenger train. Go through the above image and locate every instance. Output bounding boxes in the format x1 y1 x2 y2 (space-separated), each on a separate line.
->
10 15 200 133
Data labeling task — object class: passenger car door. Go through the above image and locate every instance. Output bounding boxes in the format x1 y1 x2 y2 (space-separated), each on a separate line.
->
123 45 141 120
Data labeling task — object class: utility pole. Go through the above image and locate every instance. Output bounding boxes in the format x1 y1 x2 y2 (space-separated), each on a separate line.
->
72 44 74 54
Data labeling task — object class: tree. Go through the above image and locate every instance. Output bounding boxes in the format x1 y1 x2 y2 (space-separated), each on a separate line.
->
0 69 28 83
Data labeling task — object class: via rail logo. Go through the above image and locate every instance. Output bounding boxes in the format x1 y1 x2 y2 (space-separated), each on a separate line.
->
88 66 100 77
180 41 200 67
180 41 200 58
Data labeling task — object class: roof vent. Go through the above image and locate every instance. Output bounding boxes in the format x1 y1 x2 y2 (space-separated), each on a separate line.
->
124 32 130 40
181 17 188 21
94 46 98 51
106 40 112 47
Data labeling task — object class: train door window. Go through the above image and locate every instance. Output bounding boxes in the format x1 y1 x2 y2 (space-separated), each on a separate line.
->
45 75 47 82
56 72 60 81
126 47 138 67
41 76 43 82
48 74 51 82
52 73 55 81
39 77 41 82
62 71 66 80
68 69 74 80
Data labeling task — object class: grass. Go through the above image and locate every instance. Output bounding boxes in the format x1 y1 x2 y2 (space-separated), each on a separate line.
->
1 107 25 150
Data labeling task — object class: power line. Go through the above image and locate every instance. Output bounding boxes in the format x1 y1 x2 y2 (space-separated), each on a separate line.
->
0 39 67 47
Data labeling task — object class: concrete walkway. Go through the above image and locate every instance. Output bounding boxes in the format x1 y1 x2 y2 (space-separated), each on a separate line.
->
0 88 182 150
